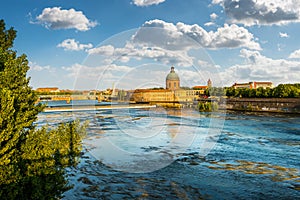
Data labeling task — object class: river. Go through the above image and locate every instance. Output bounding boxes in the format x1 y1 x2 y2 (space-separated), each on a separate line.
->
37 100 300 199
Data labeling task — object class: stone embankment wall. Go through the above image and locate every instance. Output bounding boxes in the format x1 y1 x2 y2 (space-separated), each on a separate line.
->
220 98 300 114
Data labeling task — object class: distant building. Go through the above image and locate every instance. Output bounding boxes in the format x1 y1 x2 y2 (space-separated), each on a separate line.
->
166 66 180 90
130 66 211 103
207 78 212 88
232 81 274 89
253 82 274 89
131 89 203 102
192 79 212 94
36 87 60 93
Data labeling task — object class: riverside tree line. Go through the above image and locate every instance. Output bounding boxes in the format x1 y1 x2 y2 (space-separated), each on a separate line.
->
198 84 300 112
203 84 300 98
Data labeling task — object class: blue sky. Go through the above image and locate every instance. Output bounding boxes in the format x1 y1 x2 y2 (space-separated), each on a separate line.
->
1 0 300 90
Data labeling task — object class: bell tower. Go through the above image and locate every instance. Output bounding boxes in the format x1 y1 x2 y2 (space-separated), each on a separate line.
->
207 78 212 88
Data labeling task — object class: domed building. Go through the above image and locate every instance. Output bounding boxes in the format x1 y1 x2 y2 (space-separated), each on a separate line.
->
166 66 180 90
131 66 212 104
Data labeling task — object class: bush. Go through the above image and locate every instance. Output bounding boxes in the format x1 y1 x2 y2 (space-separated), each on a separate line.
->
198 101 218 112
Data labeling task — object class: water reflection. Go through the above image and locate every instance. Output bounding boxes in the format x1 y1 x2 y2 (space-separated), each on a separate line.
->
82 107 225 173
0 165 70 199
20 102 300 199
0 120 86 200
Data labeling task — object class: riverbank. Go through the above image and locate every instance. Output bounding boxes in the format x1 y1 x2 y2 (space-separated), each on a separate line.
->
41 98 300 114
220 98 300 114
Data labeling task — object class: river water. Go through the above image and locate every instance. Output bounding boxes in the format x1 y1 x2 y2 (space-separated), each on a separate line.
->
37 101 300 199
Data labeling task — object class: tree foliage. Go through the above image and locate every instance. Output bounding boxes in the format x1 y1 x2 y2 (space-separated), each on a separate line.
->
198 101 219 112
205 87 225 97
0 19 87 199
225 84 300 98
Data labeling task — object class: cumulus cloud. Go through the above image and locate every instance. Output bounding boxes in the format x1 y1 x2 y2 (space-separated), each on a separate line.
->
87 19 260 68
132 19 261 50
289 49 300 59
279 32 289 38
220 49 300 86
210 13 218 20
63 64 131 89
87 45 115 56
36 7 97 31
28 62 57 88
212 0 300 26
132 0 166 6
63 63 132 78
204 13 219 27
57 39 93 51
88 43 194 67
62 63 134 89
29 61 52 72
208 24 261 50
204 22 215 27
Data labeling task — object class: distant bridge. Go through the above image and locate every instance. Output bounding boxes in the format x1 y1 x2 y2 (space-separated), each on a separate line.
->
43 104 157 112
38 95 98 103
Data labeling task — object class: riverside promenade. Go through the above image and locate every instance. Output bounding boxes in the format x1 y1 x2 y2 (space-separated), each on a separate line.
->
222 98 300 114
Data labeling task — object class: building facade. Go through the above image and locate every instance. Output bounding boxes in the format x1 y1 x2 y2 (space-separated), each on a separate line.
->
130 66 211 103
36 87 60 93
131 89 204 103
232 81 274 89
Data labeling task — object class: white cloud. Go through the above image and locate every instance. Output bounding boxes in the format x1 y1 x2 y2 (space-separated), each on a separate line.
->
88 43 194 67
63 63 132 78
208 24 261 50
220 49 300 86
87 19 260 69
87 45 115 56
279 32 289 38
212 0 223 4
57 39 93 51
289 49 300 59
205 13 218 27
210 13 218 20
62 63 134 89
212 0 300 26
28 62 59 88
197 60 220 71
29 61 52 72
133 19 261 50
204 22 215 27
132 0 166 6
36 7 97 31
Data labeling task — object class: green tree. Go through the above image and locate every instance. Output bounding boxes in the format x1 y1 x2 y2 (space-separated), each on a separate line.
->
225 87 235 97
206 87 225 97
0 19 87 199
198 101 218 112
0 19 44 183
248 89 256 97
239 88 249 97
225 83 300 98
272 84 287 97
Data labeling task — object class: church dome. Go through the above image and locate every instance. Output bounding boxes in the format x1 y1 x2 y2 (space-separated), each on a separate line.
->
166 67 179 81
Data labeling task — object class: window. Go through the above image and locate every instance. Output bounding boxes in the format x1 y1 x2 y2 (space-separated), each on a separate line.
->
174 82 176 88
